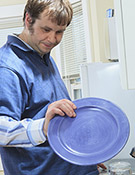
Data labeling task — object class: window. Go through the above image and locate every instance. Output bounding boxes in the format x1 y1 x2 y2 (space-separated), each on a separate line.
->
60 1 87 77
57 0 87 100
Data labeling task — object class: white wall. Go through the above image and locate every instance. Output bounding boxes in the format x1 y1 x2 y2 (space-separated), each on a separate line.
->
0 0 26 6
88 0 114 62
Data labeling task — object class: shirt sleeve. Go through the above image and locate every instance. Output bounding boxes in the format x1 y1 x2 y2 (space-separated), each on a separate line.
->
0 67 47 147
0 116 46 147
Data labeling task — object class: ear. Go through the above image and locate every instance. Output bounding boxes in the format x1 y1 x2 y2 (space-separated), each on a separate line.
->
25 12 33 27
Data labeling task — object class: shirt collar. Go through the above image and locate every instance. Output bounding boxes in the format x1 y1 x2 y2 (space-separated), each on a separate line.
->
7 35 33 52
7 35 50 64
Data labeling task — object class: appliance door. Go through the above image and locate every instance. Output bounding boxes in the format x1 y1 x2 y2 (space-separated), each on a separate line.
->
80 62 135 159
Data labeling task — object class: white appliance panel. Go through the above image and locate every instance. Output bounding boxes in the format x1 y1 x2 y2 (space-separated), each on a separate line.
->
80 62 135 159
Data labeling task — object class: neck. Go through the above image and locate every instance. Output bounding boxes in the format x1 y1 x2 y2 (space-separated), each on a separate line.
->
18 31 28 43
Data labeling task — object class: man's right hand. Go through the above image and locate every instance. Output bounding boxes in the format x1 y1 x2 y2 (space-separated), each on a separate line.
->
43 99 77 136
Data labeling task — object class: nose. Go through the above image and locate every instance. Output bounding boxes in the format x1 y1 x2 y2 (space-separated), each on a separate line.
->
48 32 57 44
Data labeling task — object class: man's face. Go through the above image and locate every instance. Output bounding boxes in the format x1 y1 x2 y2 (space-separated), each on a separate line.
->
26 10 67 56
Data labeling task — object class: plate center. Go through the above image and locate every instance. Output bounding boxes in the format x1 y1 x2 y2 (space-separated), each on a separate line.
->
58 106 118 155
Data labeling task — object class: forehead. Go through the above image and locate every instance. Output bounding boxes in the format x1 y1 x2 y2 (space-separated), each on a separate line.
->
37 9 67 30
40 8 69 26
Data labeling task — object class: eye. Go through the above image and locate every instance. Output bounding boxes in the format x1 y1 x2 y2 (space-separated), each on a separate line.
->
41 27 51 32
56 30 64 34
44 28 50 32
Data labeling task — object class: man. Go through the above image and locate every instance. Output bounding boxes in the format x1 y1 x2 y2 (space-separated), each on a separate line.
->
0 0 105 174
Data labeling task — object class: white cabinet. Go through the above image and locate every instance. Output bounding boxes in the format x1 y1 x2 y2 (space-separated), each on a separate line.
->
114 0 135 89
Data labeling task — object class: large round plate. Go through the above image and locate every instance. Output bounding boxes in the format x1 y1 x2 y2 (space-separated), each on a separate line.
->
48 97 130 165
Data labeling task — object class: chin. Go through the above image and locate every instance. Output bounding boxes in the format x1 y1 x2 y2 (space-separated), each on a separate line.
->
39 48 50 55
45 48 52 53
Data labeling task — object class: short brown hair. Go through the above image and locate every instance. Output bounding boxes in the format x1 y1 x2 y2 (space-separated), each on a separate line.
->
23 0 73 26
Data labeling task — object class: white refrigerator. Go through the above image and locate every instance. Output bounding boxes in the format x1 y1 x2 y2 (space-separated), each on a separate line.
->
80 62 135 159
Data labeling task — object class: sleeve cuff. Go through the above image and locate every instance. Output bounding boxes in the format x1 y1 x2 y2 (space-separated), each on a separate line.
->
27 118 46 146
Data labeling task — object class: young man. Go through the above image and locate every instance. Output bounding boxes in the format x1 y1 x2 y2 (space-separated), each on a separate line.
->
0 0 105 174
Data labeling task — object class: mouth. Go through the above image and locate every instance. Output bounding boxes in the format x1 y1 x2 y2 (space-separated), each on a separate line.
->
42 42 54 49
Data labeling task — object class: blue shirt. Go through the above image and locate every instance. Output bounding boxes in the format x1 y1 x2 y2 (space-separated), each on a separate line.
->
0 35 98 175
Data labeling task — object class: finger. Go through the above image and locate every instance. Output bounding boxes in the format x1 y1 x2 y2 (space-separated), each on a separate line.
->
58 102 76 117
61 99 77 109
67 100 77 109
97 163 107 169
47 107 65 119
47 99 77 118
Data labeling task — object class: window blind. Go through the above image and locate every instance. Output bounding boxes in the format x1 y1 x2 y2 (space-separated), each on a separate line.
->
60 0 87 78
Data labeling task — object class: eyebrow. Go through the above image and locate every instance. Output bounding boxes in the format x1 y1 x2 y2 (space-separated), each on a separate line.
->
42 26 66 32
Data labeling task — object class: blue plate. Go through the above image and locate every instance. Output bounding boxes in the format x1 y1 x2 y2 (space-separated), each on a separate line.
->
48 97 130 165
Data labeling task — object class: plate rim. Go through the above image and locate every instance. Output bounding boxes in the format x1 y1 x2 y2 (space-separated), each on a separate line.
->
48 97 130 165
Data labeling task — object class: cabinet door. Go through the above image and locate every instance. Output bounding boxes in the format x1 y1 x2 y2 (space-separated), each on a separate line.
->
114 0 135 89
